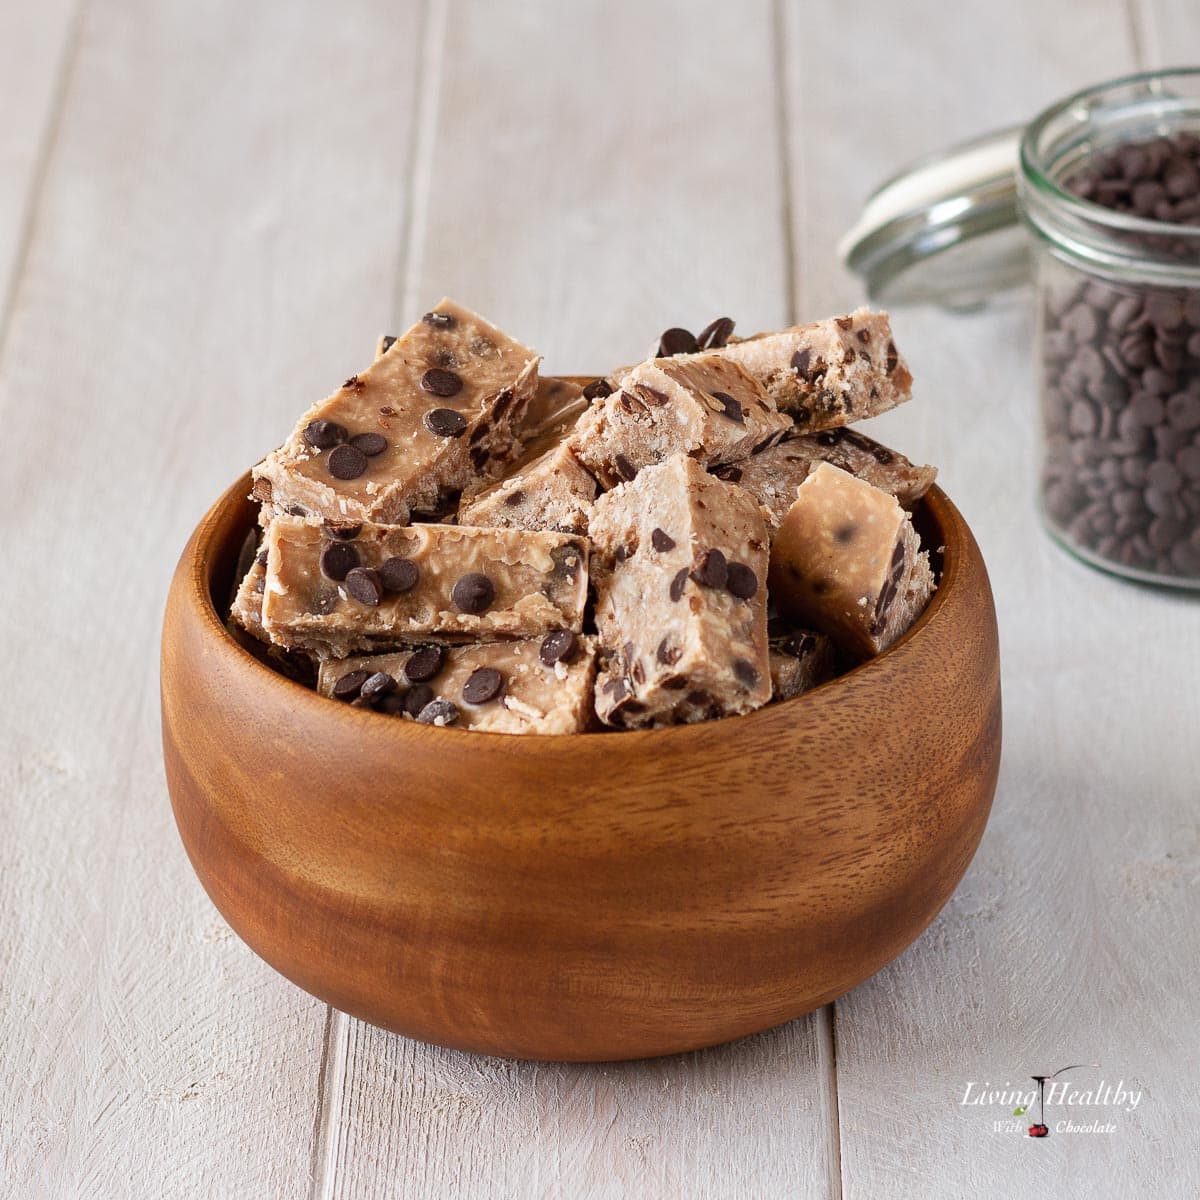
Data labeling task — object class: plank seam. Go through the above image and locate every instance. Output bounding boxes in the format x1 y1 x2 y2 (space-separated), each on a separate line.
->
771 0 799 326
1124 0 1156 68
0 0 89 367
816 1004 844 1200
307 1005 337 1199
398 0 448 318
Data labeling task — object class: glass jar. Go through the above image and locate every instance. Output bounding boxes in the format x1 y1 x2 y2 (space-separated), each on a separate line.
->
1019 70 1200 587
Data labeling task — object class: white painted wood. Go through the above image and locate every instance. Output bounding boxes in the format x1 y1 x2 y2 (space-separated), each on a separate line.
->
320 2 836 1198
783 1 1200 1195
0 0 421 1195
4 0 1200 1196
0 0 78 335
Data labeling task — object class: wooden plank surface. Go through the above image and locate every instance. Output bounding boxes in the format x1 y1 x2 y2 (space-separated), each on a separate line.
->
0 0 78 336
3 0 1200 1196
316 2 837 1198
782 1 1200 1196
0 0 421 1195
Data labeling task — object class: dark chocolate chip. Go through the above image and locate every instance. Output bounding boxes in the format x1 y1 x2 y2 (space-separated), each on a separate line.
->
885 341 899 374
350 432 388 456
359 672 395 702
421 367 464 397
733 659 760 689
416 698 459 726
613 454 637 481
320 541 360 582
650 527 676 552
469 445 490 470
713 464 743 482
451 572 494 613
658 327 699 357
634 383 669 407
332 669 371 701
791 348 812 378
327 443 368 480
422 310 455 328
379 556 419 593
344 566 384 605
780 632 816 658
539 629 579 666
304 419 348 450
255 550 268 568
402 682 434 717
725 561 758 599
462 667 504 705
583 379 613 400
380 335 397 352
710 390 744 423
492 387 515 416
656 637 681 666
669 567 689 601
404 645 445 683
423 408 468 437
691 548 728 589
324 521 362 541
696 316 735 350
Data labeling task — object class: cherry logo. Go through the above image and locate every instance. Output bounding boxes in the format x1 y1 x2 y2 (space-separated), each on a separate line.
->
1028 1124 1049 1138
1018 1064 1095 1139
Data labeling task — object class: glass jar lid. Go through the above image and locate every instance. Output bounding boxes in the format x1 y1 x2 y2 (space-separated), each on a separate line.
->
838 125 1027 309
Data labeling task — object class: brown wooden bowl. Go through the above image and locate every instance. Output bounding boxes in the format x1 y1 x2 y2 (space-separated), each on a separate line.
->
161 440 1001 1062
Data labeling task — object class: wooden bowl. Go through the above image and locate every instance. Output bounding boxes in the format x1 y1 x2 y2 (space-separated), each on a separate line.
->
161 442 1001 1062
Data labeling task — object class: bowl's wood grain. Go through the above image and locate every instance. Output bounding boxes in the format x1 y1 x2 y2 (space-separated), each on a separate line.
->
161 441 1000 1062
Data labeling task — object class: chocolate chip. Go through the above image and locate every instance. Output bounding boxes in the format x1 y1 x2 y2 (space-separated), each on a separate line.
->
404 645 445 683
780 632 816 658
304 419 349 450
651 527 676 553
713 464 743 482
710 390 744 423
421 368 463 397
451 572 494 613
469 445 490 470
423 408 468 437
634 383 669 407
327 443 368 480
692 548 728 589
416 698 459 726
332 669 371 701
732 659 759 688
402 682 434 717
320 541 359 581
492 387 515 416
696 316 735 350
583 379 612 401
422 311 455 328
669 567 689 601
255 550 268 568
379 405 397 417
791 348 812 378
324 521 361 540
835 316 853 331
380 335 397 353
613 454 637 481
344 566 384 605
658 327 699 357
379 556 419 593
885 341 899 374
539 630 579 666
725 561 758 599
350 432 388 456
359 671 395 702
376 691 409 715
656 637 681 666
462 667 504 705
503 489 525 507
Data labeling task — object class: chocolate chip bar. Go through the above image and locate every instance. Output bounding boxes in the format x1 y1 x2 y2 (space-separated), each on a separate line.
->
768 462 934 657
703 308 913 433
457 417 597 535
729 427 937 531
254 299 539 526
570 356 790 488
767 625 837 701
589 454 771 727
261 516 588 658
316 633 597 734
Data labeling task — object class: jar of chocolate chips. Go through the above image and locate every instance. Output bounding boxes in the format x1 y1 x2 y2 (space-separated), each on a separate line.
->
843 68 1200 588
1021 70 1200 586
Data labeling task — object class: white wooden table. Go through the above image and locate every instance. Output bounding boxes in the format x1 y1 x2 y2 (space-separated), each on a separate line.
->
2 2 1198 1196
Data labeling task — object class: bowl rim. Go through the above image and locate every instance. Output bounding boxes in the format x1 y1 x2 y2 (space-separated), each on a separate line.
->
180 459 967 747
